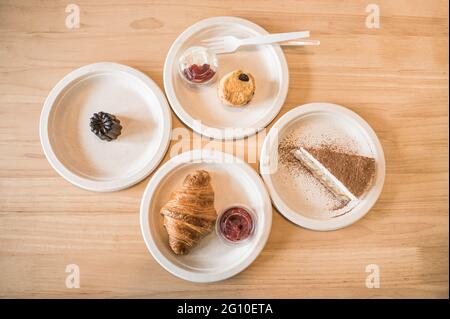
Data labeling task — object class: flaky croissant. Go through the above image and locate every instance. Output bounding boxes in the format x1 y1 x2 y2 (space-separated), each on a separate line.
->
160 170 217 255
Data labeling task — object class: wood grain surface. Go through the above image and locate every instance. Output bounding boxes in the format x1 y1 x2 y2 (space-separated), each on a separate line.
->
0 0 448 298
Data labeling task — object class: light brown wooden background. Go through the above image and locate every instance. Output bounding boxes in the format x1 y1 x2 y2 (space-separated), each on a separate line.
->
0 0 448 298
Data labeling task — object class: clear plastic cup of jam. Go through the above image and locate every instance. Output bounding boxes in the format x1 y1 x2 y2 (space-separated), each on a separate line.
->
216 204 257 245
178 46 218 86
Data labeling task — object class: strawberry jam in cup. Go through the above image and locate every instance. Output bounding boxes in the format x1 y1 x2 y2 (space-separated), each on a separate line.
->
178 46 218 85
216 205 256 245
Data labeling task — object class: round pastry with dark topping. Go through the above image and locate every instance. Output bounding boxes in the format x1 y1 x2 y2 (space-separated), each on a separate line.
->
89 111 122 141
218 70 255 107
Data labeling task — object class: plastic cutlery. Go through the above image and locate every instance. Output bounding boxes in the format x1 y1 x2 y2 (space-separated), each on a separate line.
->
281 39 321 46
202 31 311 54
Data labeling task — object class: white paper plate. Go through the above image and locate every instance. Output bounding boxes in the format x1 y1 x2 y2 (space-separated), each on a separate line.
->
40 62 172 192
163 17 289 140
140 150 272 282
260 103 385 231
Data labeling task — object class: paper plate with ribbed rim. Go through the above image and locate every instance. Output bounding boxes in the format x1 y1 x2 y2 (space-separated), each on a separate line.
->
163 16 289 140
140 150 272 282
260 102 385 231
40 62 172 192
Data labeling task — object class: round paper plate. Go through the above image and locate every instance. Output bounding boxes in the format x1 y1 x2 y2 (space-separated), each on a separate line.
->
40 62 172 192
260 103 385 231
140 150 272 282
163 16 289 140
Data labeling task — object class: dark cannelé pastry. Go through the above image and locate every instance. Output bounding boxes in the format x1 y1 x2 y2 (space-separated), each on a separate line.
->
90 111 122 141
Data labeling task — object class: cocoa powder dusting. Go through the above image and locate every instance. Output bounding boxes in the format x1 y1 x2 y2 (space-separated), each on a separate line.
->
278 132 358 177
304 147 376 197
278 132 307 175
278 132 376 207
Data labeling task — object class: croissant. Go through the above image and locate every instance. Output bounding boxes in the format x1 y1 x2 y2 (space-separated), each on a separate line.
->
160 170 217 255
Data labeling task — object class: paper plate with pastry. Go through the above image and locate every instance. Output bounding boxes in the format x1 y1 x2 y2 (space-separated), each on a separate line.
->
163 16 288 140
39 62 172 192
259 102 386 231
140 150 272 282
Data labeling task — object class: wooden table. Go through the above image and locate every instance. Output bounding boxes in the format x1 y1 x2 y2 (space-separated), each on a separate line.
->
0 0 448 298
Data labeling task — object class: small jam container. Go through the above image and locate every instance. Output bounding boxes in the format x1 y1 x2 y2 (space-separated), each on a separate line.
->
216 204 257 245
178 46 218 86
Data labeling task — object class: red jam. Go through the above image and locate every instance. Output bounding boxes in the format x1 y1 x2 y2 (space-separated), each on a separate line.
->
219 207 254 243
183 63 216 83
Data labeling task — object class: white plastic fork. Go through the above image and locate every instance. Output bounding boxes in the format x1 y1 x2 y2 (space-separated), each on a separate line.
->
201 31 311 54
281 39 321 46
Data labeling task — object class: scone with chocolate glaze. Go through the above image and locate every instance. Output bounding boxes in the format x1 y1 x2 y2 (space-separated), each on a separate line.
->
218 70 255 107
